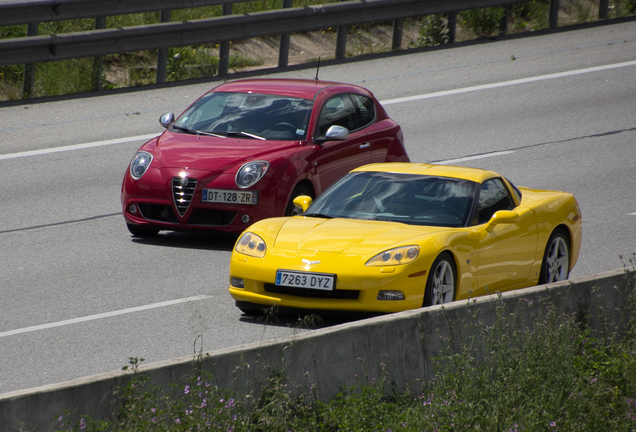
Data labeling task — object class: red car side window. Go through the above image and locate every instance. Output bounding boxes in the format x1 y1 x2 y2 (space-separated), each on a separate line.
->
316 94 357 137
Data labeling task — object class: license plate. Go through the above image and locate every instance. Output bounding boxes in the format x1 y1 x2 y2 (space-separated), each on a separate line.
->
202 189 258 205
275 270 336 291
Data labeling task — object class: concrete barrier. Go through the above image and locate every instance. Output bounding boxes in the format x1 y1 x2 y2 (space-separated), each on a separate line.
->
1 268 634 431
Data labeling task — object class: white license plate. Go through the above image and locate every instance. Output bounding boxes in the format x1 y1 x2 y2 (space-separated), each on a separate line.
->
202 189 258 205
275 270 335 291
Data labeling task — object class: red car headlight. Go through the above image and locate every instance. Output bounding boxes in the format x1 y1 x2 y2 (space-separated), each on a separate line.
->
236 161 269 189
129 151 153 180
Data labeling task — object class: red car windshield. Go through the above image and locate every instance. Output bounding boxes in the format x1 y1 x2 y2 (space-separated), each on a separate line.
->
172 91 313 141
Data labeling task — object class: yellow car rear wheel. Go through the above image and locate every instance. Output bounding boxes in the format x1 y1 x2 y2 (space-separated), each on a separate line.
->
539 229 570 284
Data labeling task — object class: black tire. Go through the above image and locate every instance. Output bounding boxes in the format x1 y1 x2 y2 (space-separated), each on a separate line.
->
284 184 313 216
127 223 159 237
423 252 456 307
538 229 570 284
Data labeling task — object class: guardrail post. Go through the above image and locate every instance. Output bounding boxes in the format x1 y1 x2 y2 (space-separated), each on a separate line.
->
335 0 347 59
499 4 509 35
156 10 171 84
278 0 293 67
93 17 106 91
549 0 559 29
448 12 457 43
22 23 38 99
218 3 232 75
392 19 403 50
599 0 609 19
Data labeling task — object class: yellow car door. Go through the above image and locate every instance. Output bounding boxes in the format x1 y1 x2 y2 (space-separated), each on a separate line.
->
472 178 538 294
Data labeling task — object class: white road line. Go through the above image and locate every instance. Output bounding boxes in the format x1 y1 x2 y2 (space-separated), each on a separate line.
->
0 133 157 161
2 59 635 162
434 151 516 164
0 295 212 338
629 212 636 216
380 60 636 105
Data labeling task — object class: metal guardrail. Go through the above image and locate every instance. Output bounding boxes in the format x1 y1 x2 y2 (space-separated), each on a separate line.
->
0 0 614 99
0 0 259 26
0 0 524 66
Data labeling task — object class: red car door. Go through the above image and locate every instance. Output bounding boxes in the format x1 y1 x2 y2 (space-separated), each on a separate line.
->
309 93 372 193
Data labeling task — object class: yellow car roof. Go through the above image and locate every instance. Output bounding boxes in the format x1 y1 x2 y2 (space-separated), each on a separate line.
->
352 162 498 183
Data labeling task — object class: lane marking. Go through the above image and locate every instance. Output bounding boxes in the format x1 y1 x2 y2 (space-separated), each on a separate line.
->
1 59 634 162
354 37 636 85
380 60 636 105
629 212 636 216
0 105 189 134
433 150 516 164
0 133 157 161
0 213 120 235
0 295 212 338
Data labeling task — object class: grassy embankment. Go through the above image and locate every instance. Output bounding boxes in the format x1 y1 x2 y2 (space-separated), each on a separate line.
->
1 0 635 101
56 258 636 431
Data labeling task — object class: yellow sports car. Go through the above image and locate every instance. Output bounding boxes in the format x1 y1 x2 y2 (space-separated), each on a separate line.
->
229 163 582 314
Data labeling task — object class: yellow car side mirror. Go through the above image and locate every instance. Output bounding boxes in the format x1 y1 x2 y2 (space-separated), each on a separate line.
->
292 195 313 214
485 210 519 232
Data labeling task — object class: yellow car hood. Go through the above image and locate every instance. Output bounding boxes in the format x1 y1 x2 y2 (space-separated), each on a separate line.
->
272 217 446 255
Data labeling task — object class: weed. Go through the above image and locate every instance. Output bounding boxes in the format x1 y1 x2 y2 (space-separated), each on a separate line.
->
622 0 636 14
2 0 634 100
459 7 506 38
55 270 636 431
413 14 451 47
510 1 551 31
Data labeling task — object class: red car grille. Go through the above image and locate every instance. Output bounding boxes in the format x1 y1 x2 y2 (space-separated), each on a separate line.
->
188 208 237 225
172 177 197 216
138 204 236 226
138 204 179 223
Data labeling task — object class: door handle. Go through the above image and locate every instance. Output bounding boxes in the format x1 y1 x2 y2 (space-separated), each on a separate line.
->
359 142 370 149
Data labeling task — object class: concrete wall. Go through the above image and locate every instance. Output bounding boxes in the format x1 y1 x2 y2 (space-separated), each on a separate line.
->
1 268 634 432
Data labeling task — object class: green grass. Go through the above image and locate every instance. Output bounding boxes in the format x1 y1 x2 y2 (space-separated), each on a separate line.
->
56 263 636 432
1 0 635 100
0 1 338 100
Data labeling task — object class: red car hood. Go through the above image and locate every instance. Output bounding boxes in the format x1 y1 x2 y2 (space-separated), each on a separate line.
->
150 131 299 171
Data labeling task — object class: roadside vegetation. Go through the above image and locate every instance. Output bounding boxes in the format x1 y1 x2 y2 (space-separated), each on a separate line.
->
55 258 636 431
1 0 636 101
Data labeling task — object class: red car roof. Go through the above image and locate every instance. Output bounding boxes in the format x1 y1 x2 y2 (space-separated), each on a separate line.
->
211 78 365 100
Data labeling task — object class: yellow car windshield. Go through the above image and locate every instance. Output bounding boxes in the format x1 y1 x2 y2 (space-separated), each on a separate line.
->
305 172 477 227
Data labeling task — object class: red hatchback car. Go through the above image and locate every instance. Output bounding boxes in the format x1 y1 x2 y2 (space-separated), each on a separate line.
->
121 78 409 236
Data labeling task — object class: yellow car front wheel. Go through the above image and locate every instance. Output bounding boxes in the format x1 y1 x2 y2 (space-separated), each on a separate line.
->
423 252 456 307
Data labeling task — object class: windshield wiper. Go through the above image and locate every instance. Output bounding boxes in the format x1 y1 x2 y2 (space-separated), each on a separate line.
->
371 217 402 223
305 213 334 219
226 130 266 140
172 125 225 138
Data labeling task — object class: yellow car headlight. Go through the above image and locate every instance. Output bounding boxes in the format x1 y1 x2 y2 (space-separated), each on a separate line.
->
366 245 420 267
235 232 267 258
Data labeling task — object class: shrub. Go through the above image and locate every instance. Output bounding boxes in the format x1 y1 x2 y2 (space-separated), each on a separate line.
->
414 14 451 47
614 0 636 15
460 7 506 37
510 0 550 31
56 271 636 431
36 58 95 97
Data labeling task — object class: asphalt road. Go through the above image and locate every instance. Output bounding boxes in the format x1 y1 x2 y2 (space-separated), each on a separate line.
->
1 21 635 395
